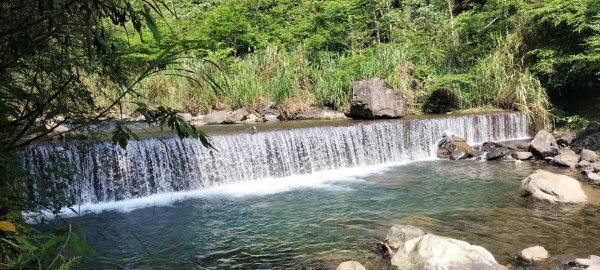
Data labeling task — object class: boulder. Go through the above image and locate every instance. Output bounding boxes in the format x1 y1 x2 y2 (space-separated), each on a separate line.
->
295 108 348 120
438 135 474 160
580 149 598 162
555 131 576 147
487 147 511 160
578 160 591 168
520 170 587 203
551 149 580 168
512 151 534 160
223 109 247 124
517 246 550 264
347 78 407 119
564 255 600 270
384 224 425 250
203 111 228 124
592 162 600 172
336 261 366 270
583 170 600 185
529 130 559 158
264 114 280 122
450 148 469 160
241 113 262 123
571 122 600 152
480 142 511 160
391 233 507 270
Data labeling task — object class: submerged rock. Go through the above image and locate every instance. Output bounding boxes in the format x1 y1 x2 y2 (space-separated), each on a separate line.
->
336 261 366 270
520 170 587 203
529 130 559 158
517 245 550 264
347 78 407 119
391 233 506 270
512 151 533 160
551 149 580 168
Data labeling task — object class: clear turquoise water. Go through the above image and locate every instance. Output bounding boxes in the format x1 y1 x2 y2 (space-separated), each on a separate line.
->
60 160 600 269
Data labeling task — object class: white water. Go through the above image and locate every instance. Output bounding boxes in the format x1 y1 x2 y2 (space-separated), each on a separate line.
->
20 112 529 215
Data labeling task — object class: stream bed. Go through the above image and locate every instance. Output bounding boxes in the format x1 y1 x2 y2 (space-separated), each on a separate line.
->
56 159 600 269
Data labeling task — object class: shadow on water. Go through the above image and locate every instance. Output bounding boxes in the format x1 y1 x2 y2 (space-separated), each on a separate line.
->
43 159 600 269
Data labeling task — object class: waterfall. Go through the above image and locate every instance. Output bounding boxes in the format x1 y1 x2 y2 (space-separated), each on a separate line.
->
20 112 529 204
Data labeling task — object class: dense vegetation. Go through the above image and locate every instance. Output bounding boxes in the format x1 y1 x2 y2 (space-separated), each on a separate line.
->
0 0 598 269
110 0 598 125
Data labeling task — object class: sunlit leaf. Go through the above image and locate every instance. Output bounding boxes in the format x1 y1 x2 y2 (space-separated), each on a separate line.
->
0 221 17 233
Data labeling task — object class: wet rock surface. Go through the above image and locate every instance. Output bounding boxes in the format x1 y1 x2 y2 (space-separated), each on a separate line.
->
521 170 587 203
381 225 507 270
516 245 550 264
529 130 559 158
551 149 580 168
336 261 367 270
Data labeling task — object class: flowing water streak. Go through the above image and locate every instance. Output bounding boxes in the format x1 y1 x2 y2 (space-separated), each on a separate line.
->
20 113 529 205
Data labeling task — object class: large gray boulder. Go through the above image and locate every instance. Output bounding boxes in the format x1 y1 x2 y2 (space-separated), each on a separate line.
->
391 233 507 270
203 111 228 124
529 130 559 158
520 170 587 203
551 149 580 168
581 149 598 162
347 78 407 119
223 108 247 124
203 109 248 124
336 261 366 270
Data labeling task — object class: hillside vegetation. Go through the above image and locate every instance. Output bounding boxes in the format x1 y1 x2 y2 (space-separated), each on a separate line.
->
108 0 599 127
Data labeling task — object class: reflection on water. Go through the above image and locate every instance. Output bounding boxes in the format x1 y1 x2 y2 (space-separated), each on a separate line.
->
52 160 599 269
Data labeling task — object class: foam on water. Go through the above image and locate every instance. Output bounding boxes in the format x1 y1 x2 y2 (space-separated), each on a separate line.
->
26 160 424 221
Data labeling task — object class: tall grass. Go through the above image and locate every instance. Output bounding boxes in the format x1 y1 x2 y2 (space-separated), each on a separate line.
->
471 36 551 128
102 41 550 127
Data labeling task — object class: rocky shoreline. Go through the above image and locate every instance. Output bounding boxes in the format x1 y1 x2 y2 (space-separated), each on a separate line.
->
339 124 600 270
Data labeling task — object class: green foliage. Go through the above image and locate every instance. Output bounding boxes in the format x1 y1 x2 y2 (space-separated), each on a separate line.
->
551 110 590 131
1 224 91 270
0 1 215 269
135 105 213 148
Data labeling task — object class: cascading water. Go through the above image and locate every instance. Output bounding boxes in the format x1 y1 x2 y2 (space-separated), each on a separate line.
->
20 112 529 205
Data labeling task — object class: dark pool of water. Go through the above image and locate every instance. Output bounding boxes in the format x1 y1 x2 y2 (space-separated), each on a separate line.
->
57 160 600 269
